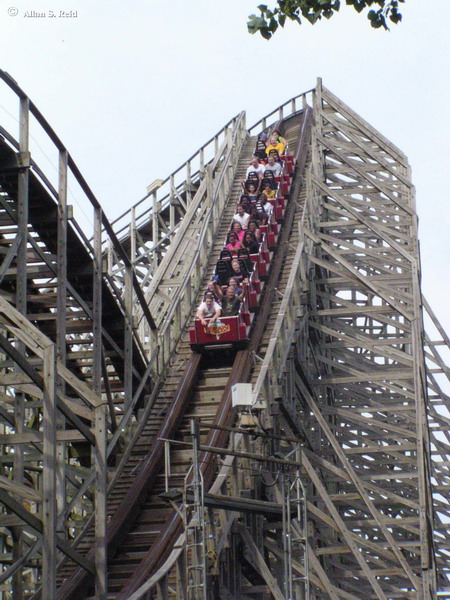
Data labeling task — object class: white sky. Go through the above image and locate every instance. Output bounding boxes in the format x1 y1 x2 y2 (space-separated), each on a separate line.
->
1 0 449 336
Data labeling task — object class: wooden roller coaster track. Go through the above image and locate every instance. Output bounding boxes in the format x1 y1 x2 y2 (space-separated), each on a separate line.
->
0 71 448 600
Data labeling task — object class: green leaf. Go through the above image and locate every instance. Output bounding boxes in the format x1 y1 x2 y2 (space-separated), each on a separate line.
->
247 14 268 34
248 0 402 40
269 16 278 31
304 11 320 24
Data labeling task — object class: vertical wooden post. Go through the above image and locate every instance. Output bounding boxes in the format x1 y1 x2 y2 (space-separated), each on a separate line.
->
93 207 107 598
56 149 68 363
16 96 29 317
124 266 133 410
311 78 324 181
170 174 175 231
13 95 30 600
176 551 187 600
186 160 192 205
42 343 57 599
56 148 68 534
130 206 137 265
227 127 234 168
411 254 436 599
152 191 159 273
206 166 215 229
199 147 205 177
107 237 113 276
302 94 307 111
93 207 103 400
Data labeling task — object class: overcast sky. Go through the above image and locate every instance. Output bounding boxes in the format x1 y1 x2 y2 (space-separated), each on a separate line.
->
1 0 449 337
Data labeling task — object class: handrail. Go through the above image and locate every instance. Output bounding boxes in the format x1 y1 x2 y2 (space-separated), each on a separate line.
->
156 125 242 332
111 88 314 238
105 89 314 291
135 111 248 369
108 111 246 241
0 69 156 332
247 89 314 137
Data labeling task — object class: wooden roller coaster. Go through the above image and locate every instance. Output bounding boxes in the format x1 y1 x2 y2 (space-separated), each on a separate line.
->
0 71 448 600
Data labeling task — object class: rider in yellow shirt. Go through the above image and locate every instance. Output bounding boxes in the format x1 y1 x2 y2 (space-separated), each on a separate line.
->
265 135 285 157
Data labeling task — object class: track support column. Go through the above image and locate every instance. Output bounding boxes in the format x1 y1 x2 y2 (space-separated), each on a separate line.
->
93 206 107 599
42 344 57 598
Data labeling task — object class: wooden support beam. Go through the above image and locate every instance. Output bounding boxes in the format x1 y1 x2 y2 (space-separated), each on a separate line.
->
42 344 57 598
302 453 388 600
0 486 94 574
296 368 420 589
93 206 107 600
238 524 285 600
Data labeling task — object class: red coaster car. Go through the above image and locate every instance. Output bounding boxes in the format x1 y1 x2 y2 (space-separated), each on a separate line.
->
189 314 249 350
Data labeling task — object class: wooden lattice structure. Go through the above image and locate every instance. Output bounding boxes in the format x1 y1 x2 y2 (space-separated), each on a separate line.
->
0 72 448 600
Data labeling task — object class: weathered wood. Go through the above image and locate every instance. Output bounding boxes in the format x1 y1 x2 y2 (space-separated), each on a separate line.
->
93 206 107 599
238 524 285 600
0 73 445 600
42 344 57 599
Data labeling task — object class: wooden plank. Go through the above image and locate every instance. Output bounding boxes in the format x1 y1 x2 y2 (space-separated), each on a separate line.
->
238 524 285 600
57 363 102 407
42 344 57 599
302 453 388 600
307 546 341 600
93 206 107 600
322 111 411 186
0 475 41 502
0 431 88 444
321 86 407 163
305 229 414 321
318 134 414 217
297 373 420 589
